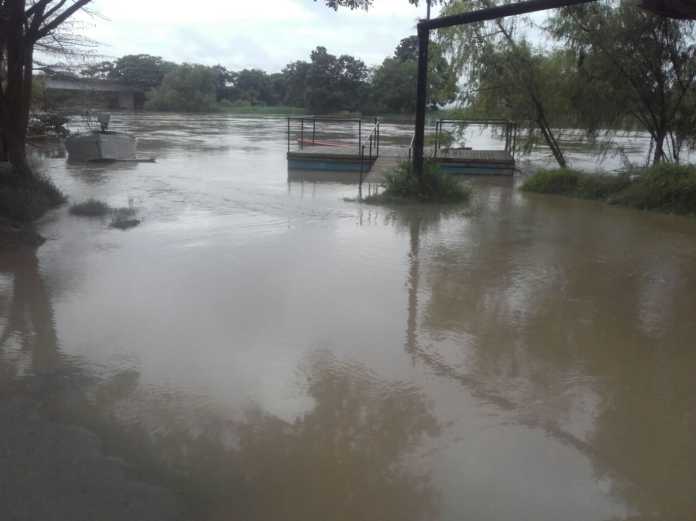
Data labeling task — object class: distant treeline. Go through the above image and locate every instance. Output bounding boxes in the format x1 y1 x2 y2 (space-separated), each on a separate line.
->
79 37 457 115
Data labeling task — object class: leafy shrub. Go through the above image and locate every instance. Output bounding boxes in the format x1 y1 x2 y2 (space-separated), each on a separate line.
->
522 163 696 216
520 168 581 194
365 161 471 204
70 199 111 217
609 163 696 214
0 167 66 222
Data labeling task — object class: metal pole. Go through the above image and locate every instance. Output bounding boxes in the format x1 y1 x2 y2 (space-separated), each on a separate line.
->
287 118 290 152
358 120 362 157
413 24 430 184
300 118 304 150
312 119 316 145
422 0 598 31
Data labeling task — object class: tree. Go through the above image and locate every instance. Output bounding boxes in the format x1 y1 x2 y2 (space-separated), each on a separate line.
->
437 0 570 167
1 0 94 172
303 46 368 113
282 60 311 107
371 36 457 113
145 64 219 113
81 54 177 90
551 3 696 164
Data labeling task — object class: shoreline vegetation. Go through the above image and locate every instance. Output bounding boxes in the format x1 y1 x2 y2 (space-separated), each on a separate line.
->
521 164 696 216
70 199 140 229
363 162 472 205
0 163 65 222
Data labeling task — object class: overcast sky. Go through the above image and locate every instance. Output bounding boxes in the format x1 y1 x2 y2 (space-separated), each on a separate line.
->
76 0 438 72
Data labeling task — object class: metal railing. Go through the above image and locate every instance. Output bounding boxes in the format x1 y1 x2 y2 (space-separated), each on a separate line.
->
433 119 518 159
359 119 381 198
287 116 367 155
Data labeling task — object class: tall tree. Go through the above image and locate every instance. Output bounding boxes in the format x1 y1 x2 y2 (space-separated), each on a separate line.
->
1 0 94 172
304 47 369 113
371 36 457 113
438 0 569 167
551 2 696 164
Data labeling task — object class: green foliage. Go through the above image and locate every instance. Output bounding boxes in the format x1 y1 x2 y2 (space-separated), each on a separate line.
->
370 36 457 113
438 1 569 167
365 161 472 204
70 199 141 227
522 168 631 199
522 164 696 215
303 47 369 113
0 168 65 223
550 3 696 164
521 169 582 194
82 54 177 90
608 164 696 214
146 64 220 112
69 199 111 217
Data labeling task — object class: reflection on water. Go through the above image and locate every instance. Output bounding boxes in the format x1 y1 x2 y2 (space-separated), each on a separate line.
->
2 114 696 521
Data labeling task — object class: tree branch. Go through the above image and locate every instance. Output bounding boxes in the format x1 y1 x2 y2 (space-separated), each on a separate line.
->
35 0 92 41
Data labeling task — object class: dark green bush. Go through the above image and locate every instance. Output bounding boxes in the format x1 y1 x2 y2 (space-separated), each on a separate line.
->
522 163 696 216
365 161 471 204
70 199 112 217
520 168 581 194
608 163 696 214
0 168 66 222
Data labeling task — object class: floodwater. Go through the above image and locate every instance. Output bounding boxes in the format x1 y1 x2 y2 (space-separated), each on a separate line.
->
2 114 696 521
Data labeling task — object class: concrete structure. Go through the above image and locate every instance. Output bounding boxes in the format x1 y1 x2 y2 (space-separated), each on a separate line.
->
43 76 145 110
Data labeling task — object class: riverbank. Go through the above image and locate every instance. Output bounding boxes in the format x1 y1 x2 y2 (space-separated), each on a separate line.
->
0 163 65 230
521 164 696 216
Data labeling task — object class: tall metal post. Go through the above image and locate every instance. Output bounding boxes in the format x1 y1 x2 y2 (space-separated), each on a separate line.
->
413 23 430 184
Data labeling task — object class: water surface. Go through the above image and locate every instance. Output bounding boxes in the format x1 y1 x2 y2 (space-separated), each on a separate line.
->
2 114 695 521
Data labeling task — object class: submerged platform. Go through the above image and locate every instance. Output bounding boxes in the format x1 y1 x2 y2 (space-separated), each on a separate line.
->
286 117 518 181
287 147 515 177
287 146 375 172
436 149 515 176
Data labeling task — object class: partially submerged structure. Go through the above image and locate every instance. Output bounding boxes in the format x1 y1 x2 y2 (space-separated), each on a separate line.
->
286 116 517 183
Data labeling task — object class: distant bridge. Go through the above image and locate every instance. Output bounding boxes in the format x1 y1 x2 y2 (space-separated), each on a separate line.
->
43 76 145 110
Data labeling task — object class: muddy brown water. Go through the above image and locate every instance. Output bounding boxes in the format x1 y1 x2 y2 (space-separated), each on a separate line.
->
1 114 696 521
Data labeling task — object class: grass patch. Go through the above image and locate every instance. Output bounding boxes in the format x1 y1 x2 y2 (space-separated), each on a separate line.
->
521 164 696 216
0 165 66 223
364 161 472 204
69 199 111 217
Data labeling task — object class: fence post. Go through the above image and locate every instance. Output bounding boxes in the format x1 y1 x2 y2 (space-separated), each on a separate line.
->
358 120 362 157
287 118 290 152
312 119 316 145
359 144 366 199
300 118 304 150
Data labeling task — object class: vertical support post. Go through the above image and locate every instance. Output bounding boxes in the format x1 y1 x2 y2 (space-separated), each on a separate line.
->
300 118 304 150
358 120 362 157
287 118 290 152
413 23 430 186
359 144 365 199
312 119 316 145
